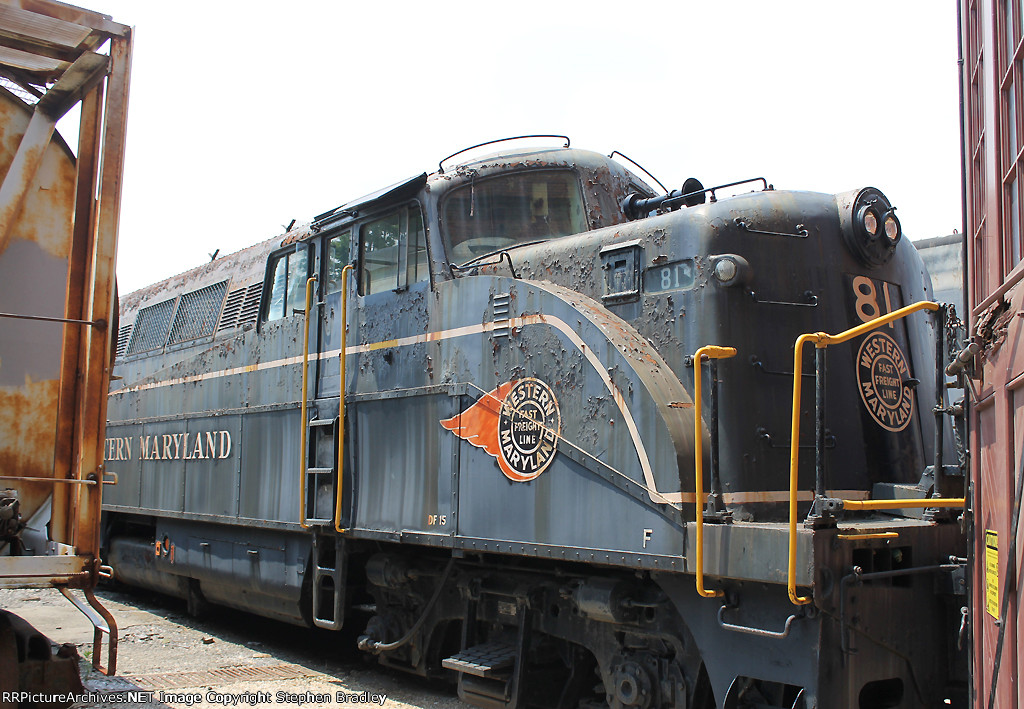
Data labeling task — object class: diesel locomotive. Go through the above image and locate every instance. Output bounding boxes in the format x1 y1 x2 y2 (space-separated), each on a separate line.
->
102 137 968 708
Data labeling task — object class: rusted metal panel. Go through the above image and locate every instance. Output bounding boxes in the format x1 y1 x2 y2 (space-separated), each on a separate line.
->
0 84 76 527
0 553 88 586
71 22 130 556
0 0 131 681
50 69 102 547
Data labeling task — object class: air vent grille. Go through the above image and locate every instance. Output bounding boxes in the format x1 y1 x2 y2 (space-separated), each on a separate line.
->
115 324 132 359
126 299 175 355
168 281 228 345
217 282 263 332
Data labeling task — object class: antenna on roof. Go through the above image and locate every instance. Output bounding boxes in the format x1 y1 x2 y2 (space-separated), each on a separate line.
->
209 249 219 262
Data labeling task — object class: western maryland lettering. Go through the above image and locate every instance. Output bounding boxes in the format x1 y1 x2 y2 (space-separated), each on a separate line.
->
103 430 233 462
856 331 914 432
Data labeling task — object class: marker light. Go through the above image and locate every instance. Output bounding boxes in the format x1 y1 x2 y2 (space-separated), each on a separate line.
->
714 259 738 282
709 254 751 287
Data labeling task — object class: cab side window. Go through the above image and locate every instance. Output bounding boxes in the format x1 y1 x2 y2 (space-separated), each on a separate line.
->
265 246 309 321
325 231 351 294
359 204 428 295
408 208 428 285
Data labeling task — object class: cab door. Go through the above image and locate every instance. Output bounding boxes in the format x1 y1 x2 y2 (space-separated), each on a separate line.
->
315 202 455 539
349 203 455 537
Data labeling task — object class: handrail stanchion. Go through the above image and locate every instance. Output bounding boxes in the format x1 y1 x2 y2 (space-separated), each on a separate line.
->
299 274 318 529
933 306 946 497
692 345 737 598
336 265 354 534
787 300 942 606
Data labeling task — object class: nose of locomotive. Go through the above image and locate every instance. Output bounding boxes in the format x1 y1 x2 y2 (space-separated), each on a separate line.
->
836 187 903 267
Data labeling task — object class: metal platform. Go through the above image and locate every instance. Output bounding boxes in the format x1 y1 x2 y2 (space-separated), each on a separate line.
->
442 640 517 678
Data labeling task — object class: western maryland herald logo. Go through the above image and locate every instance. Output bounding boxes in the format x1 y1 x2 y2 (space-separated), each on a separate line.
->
857 331 914 432
441 378 561 482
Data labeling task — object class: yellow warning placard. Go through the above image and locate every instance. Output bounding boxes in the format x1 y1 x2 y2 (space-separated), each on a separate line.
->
986 530 999 619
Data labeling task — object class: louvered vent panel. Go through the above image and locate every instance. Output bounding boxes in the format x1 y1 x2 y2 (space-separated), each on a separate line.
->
167 281 228 345
126 299 175 355
115 324 132 359
217 286 248 332
238 282 263 328
216 282 262 332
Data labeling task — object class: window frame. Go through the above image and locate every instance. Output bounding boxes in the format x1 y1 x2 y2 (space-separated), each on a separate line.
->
998 0 1024 276
323 228 353 296
356 200 429 297
260 241 312 326
438 167 587 265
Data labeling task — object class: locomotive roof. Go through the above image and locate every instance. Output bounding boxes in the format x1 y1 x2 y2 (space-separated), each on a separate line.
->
312 147 650 232
122 146 651 311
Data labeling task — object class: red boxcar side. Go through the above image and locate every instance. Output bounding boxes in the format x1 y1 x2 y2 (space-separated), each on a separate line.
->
962 2 1024 707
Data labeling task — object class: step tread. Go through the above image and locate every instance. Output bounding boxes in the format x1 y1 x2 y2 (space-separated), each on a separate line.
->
442 640 516 677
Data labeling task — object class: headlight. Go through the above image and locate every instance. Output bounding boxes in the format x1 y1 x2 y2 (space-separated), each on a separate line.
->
838 187 900 267
860 207 879 238
883 211 901 244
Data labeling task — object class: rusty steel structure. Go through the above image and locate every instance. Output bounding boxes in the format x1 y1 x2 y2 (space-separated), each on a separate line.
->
0 0 131 695
104 135 970 708
960 2 1024 708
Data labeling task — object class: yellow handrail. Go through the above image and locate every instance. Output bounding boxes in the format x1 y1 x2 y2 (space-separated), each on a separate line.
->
692 345 737 598
842 498 964 510
335 265 354 534
787 300 940 605
299 274 318 529
836 532 899 540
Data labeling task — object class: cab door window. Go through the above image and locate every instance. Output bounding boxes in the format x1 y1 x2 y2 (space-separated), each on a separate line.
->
359 204 428 295
265 246 309 321
325 231 352 294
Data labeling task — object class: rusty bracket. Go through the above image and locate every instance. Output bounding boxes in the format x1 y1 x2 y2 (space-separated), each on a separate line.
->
57 585 117 676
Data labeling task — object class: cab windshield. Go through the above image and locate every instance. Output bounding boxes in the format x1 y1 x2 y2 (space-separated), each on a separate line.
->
442 170 586 264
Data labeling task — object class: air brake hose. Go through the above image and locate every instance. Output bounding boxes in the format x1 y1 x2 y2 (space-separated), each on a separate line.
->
358 559 456 655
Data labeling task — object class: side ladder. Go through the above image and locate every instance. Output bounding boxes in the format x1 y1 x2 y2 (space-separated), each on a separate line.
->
303 416 346 630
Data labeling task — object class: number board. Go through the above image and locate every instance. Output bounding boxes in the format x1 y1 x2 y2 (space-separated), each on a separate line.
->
644 260 696 294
